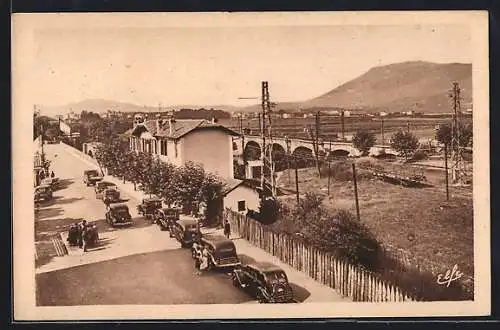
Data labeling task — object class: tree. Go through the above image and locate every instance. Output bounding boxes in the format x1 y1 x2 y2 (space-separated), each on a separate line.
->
435 123 473 148
352 130 376 155
390 130 419 160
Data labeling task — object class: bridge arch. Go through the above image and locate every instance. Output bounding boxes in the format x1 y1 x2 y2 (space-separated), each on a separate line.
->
328 148 350 159
292 146 314 169
265 143 287 172
244 141 261 161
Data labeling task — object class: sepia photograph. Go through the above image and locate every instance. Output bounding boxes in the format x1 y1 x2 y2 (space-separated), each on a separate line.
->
12 11 490 320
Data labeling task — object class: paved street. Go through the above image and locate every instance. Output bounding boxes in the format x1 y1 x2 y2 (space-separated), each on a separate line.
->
35 142 346 305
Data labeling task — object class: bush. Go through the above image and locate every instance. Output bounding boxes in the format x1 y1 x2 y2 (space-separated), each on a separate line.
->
411 150 428 162
300 208 381 270
249 197 280 225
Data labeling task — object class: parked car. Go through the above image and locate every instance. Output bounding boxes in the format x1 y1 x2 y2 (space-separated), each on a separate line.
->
170 218 201 248
34 184 52 202
105 203 133 227
95 181 117 199
41 177 59 190
231 262 294 303
103 187 120 204
83 169 103 186
154 207 180 231
191 234 240 269
137 197 162 220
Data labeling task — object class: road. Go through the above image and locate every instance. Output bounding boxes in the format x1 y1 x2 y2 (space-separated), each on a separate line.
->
35 143 252 305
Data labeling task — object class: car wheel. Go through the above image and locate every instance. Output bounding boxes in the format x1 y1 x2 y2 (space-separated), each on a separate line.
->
256 291 266 303
232 275 240 287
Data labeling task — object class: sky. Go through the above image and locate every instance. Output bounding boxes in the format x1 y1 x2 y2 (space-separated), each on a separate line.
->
29 23 471 108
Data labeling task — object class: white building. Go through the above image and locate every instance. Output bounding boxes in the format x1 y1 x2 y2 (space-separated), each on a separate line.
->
222 178 261 214
126 116 239 179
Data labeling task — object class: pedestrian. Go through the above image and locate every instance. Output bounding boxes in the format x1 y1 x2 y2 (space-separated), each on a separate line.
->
50 171 55 178
78 220 87 249
200 246 209 272
224 219 231 239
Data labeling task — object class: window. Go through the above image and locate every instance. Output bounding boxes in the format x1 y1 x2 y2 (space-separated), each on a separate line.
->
238 200 246 212
160 140 168 156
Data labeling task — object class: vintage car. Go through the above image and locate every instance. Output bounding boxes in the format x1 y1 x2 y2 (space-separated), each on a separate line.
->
105 203 133 227
41 177 59 190
34 184 52 202
231 262 294 303
103 187 120 204
154 207 180 231
95 181 117 199
83 169 103 186
170 218 201 248
137 197 163 220
191 234 241 269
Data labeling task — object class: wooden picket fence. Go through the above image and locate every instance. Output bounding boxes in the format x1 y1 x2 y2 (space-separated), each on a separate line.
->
226 210 416 302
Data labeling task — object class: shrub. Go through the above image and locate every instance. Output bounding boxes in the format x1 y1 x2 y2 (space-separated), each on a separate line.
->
300 208 381 270
411 150 428 162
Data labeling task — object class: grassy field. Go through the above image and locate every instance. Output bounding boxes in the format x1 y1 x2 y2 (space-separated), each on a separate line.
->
276 163 474 280
220 116 472 143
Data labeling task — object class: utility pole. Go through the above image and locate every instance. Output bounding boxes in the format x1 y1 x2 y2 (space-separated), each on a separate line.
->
352 163 360 221
341 110 345 140
328 140 332 195
314 111 321 178
450 81 464 183
285 136 291 184
407 121 410 133
381 117 385 145
444 143 449 201
295 157 300 206
261 83 267 192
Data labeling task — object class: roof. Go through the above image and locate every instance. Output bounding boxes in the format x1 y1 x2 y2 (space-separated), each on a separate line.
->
143 197 162 202
127 119 239 140
177 218 198 226
248 261 284 273
109 203 129 210
221 178 244 195
201 234 235 249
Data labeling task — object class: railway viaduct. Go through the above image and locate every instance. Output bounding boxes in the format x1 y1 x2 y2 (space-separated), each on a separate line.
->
233 134 398 161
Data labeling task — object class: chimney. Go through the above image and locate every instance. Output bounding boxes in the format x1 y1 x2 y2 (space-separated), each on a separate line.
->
169 118 176 136
156 118 161 133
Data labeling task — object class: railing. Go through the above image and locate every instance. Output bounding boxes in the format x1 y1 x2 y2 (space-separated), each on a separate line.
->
226 209 416 302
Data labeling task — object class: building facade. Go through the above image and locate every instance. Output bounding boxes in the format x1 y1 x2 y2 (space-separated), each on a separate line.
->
127 115 239 179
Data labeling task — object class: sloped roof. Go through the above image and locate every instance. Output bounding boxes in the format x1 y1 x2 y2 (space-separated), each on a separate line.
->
221 178 244 195
127 119 239 140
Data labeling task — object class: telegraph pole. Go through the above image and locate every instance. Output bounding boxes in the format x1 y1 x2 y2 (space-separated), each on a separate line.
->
444 143 450 201
450 81 464 183
341 110 345 140
352 163 360 221
381 117 385 145
314 111 321 177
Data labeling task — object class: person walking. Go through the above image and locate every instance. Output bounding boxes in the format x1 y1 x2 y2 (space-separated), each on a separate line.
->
193 243 202 276
78 220 87 250
50 171 55 178
224 219 231 239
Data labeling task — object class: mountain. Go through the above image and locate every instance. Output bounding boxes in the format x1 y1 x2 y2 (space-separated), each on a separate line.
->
40 61 472 116
301 61 472 113
39 98 242 117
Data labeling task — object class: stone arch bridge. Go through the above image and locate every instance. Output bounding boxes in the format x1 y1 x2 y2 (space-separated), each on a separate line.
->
233 134 397 162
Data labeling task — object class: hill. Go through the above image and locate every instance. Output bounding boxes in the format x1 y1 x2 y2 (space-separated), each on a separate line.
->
301 61 472 113
39 61 472 116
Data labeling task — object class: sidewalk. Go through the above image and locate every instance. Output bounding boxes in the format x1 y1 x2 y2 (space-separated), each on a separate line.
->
60 143 348 302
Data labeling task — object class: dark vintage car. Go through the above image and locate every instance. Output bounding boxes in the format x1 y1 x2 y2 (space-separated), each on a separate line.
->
170 218 201 248
105 203 133 227
191 234 241 269
231 262 294 303
83 169 103 186
103 187 120 204
41 177 59 190
34 184 52 202
95 181 117 199
154 207 180 231
137 197 163 220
